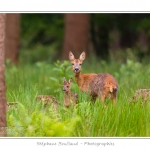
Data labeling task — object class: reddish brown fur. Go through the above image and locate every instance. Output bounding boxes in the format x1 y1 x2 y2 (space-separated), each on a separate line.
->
129 89 150 103
63 78 78 107
69 51 118 104
36 95 60 111
6 102 18 111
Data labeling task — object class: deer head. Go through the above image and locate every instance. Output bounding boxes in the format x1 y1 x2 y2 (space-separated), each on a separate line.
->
69 51 86 73
63 77 72 92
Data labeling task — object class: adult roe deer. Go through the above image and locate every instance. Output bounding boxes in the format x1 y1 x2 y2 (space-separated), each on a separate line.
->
69 51 118 104
63 77 78 107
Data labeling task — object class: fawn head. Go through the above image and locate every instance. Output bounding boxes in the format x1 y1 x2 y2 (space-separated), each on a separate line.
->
69 51 86 73
63 77 72 92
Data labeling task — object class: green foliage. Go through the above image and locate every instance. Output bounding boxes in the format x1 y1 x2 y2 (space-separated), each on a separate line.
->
137 16 150 36
20 14 64 63
6 57 150 137
7 103 80 137
21 14 64 47
20 14 150 62
49 60 73 93
90 14 150 60
53 60 72 78
119 59 141 76
20 44 58 63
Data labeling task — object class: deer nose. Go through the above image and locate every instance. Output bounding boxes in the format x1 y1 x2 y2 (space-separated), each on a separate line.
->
74 68 79 72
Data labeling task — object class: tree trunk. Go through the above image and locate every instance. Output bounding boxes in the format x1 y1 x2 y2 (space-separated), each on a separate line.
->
5 13 20 64
62 14 90 59
0 14 7 136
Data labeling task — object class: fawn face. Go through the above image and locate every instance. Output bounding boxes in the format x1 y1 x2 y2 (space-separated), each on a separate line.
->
63 78 72 92
69 51 86 73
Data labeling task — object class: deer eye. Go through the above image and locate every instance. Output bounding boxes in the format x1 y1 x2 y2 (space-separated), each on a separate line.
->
79 64 82 66
72 63 74 66
67 86 69 88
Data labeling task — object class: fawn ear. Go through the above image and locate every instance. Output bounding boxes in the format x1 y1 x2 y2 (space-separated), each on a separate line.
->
69 78 72 83
63 77 67 83
79 51 86 61
69 51 75 61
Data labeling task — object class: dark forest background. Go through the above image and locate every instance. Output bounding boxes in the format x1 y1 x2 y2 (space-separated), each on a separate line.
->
5 13 150 65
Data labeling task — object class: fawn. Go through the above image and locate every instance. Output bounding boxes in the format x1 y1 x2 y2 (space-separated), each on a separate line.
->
69 51 118 104
63 77 78 107
129 89 150 104
6 102 18 111
36 95 60 111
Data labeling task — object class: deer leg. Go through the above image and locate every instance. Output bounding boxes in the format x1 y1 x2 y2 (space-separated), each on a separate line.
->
112 97 116 105
99 94 107 108
100 93 106 105
100 94 105 103
91 96 96 103
89 91 97 103
111 91 117 105
100 89 108 103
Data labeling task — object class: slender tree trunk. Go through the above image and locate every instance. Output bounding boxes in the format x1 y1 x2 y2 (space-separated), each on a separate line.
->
0 14 7 136
62 14 90 59
5 13 20 64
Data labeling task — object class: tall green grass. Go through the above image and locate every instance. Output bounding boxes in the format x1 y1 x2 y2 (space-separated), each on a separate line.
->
5 58 150 137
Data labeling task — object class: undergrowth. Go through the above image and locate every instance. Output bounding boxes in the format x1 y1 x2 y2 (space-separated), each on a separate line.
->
5 58 150 137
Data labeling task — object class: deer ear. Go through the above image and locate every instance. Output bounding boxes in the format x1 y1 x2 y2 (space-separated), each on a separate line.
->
79 51 86 61
69 78 72 83
69 51 75 61
63 77 67 83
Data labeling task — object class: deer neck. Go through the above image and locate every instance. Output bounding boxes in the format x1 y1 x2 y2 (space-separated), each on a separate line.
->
74 72 83 87
64 91 71 97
